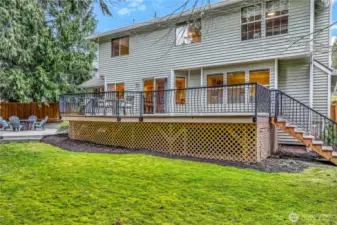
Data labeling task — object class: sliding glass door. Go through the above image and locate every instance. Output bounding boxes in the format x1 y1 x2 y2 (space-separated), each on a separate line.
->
143 78 167 114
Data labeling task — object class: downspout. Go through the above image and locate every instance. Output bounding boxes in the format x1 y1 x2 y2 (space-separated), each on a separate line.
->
328 1 333 117
274 59 278 89
309 0 315 108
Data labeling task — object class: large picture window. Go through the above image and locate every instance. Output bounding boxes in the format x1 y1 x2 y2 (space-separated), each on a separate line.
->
207 74 223 104
175 77 186 104
266 0 289 36
241 4 262 41
227 72 245 103
111 37 129 57
176 20 201 45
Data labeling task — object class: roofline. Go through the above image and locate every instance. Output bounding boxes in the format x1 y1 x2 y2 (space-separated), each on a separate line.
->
86 0 243 40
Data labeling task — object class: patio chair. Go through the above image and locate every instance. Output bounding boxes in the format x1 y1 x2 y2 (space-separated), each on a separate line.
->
28 115 38 129
120 96 134 116
34 116 48 130
9 116 23 131
0 119 10 131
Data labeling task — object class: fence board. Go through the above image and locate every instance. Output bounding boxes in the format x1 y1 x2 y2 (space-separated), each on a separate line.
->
0 102 59 122
331 104 337 122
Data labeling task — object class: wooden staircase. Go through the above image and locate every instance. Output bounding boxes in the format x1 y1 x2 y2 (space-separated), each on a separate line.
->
272 118 337 165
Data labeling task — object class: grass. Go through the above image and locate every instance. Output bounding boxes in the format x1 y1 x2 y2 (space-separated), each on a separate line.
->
1 143 337 225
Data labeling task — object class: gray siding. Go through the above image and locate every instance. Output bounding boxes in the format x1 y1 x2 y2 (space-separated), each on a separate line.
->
313 66 328 116
189 70 201 87
314 5 330 66
99 0 311 90
312 5 330 116
278 58 310 144
97 0 330 146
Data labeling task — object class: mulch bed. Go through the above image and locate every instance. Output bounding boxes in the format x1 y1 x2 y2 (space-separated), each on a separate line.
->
41 134 333 173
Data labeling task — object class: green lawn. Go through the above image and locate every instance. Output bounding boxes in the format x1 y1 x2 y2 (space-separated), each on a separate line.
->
1 143 337 225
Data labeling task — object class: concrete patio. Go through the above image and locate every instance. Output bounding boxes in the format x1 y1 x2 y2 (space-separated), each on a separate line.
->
0 123 59 142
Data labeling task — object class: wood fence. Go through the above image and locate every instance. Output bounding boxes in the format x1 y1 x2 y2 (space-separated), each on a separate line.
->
331 104 337 122
0 102 59 122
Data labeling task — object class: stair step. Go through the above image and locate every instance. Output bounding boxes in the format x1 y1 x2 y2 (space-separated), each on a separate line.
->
303 135 315 139
312 140 324 145
294 129 305 134
322 146 333 151
286 124 296 128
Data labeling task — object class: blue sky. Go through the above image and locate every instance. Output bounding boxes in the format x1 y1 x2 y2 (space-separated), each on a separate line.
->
94 0 337 42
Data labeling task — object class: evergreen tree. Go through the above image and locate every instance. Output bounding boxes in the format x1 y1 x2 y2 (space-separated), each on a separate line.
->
0 0 96 102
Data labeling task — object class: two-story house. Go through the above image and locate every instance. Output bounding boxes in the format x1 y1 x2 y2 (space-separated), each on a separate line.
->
66 0 337 165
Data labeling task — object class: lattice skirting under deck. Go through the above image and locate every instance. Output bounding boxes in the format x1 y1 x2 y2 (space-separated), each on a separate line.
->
69 121 271 163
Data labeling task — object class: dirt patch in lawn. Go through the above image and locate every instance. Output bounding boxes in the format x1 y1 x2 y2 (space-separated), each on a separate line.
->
42 134 333 173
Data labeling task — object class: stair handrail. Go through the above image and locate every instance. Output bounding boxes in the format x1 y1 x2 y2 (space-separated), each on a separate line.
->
274 89 337 125
273 89 337 149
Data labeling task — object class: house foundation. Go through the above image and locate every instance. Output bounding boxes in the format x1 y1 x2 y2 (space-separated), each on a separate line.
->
68 116 273 163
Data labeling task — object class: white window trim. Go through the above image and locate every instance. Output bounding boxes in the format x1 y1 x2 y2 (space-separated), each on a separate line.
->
175 20 201 46
107 82 125 92
265 0 290 37
240 3 263 41
111 37 129 57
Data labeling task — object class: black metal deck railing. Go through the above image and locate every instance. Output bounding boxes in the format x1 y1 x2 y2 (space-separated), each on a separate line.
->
272 90 337 150
59 83 270 118
59 83 337 150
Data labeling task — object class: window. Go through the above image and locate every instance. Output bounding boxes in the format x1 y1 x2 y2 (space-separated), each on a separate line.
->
107 84 116 92
241 4 262 41
107 83 125 99
266 0 289 36
249 70 270 88
176 77 186 104
111 37 129 57
227 72 245 103
143 79 154 114
249 70 270 100
207 74 223 104
176 20 201 45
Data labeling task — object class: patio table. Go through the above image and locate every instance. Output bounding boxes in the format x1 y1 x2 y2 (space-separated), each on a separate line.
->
20 120 35 130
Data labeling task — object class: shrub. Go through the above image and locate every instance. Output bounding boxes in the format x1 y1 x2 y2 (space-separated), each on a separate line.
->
57 121 69 132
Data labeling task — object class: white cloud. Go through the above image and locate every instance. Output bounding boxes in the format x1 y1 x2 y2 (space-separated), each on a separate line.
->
332 36 336 44
117 0 146 16
118 8 134 16
152 0 166 9
138 4 146 11
128 0 143 7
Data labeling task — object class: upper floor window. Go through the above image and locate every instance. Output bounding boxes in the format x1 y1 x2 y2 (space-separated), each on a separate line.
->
266 0 289 36
111 37 129 57
175 20 201 45
241 4 262 41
